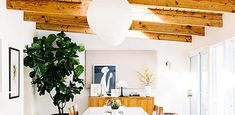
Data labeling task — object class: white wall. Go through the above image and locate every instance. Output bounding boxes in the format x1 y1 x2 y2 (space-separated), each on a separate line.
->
192 13 235 50
85 50 157 89
0 39 2 92
24 30 192 115
0 0 36 114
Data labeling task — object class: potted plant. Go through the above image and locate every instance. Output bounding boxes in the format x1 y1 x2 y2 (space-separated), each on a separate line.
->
24 31 85 115
137 67 155 96
105 98 122 115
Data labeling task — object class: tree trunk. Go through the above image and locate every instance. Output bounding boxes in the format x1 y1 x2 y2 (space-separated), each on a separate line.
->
58 106 62 114
61 108 64 114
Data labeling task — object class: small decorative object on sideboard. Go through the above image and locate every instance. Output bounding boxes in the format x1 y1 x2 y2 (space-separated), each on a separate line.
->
136 67 155 97
117 81 127 97
90 84 101 96
129 92 140 97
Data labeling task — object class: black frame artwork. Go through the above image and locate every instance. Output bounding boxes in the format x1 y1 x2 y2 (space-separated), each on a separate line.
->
9 47 20 99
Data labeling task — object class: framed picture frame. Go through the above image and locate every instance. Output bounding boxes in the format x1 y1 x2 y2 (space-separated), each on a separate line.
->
90 84 101 96
9 47 20 99
92 64 116 95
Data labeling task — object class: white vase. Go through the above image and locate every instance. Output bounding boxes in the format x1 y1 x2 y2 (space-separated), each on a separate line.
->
145 86 152 96
104 106 111 112
111 109 119 115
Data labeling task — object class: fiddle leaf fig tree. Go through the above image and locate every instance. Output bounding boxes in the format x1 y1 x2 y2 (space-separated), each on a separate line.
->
24 31 85 115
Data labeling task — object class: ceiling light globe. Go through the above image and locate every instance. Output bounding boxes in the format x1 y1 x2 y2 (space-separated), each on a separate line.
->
87 0 132 46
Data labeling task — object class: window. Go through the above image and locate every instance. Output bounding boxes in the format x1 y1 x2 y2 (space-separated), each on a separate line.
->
211 43 224 115
211 39 235 115
191 38 235 115
200 53 209 115
224 39 235 115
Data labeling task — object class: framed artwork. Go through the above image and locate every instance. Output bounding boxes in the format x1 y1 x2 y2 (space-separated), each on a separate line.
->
93 65 116 95
90 84 101 96
9 47 20 99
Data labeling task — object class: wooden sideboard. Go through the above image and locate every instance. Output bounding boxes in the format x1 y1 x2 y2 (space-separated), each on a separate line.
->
88 96 154 115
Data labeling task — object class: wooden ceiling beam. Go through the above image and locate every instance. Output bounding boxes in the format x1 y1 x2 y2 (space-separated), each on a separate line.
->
7 0 234 15
24 12 89 27
58 0 81 3
9 0 223 28
131 20 205 36
24 12 205 36
128 0 235 13
143 32 192 42
36 23 192 42
36 23 94 34
148 8 223 27
7 0 89 16
24 8 222 28
192 0 235 4
7 0 224 28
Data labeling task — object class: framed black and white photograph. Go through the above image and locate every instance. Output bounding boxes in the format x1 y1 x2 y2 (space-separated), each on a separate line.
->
9 47 20 99
93 65 116 95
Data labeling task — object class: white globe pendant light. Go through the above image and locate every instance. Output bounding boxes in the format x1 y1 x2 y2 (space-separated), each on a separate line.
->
87 0 132 46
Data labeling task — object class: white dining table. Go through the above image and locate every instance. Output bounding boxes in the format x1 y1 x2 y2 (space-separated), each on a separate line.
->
82 107 148 115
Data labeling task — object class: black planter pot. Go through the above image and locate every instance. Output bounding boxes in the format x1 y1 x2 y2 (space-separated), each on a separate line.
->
52 113 69 115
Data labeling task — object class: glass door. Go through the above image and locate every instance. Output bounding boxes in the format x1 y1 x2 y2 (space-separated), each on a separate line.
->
200 53 209 115
190 50 209 115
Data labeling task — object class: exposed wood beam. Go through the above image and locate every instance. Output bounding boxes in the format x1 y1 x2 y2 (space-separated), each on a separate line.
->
192 0 235 4
25 9 222 28
36 23 94 34
36 23 192 42
131 20 205 36
58 0 81 3
148 8 223 27
143 32 192 42
8 0 235 15
7 0 224 28
7 0 89 16
128 0 235 13
25 12 205 36
24 12 89 27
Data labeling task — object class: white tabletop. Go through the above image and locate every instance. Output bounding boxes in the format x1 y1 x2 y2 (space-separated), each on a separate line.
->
82 107 148 115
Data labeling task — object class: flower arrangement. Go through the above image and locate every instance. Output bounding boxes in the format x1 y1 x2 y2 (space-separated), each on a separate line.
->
136 67 155 86
105 98 122 110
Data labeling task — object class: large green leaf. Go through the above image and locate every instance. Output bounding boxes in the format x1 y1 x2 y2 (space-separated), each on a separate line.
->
74 65 84 77
32 43 41 49
45 34 57 46
24 56 33 66
77 44 85 52
34 63 48 77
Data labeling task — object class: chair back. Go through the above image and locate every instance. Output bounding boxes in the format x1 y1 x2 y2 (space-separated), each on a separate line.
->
69 104 79 115
73 104 79 115
164 113 178 115
69 107 75 115
154 105 164 115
